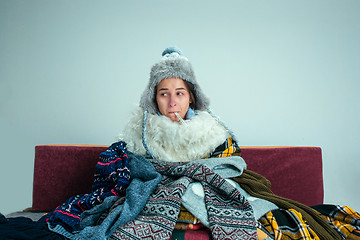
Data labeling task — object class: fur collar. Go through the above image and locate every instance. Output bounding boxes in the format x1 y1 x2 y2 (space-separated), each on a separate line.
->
119 108 231 162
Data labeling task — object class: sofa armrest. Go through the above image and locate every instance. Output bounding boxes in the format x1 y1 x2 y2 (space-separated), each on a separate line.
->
32 145 323 211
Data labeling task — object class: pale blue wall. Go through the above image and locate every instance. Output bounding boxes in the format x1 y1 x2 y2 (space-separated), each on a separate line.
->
1 0 359 215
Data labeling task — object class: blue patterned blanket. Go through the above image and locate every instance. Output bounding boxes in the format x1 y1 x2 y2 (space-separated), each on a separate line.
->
40 142 131 231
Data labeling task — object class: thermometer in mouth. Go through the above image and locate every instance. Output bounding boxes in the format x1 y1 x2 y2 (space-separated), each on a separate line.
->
174 112 186 125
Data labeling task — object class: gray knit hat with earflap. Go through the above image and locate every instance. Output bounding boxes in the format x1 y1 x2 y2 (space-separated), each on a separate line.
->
139 47 239 160
139 46 210 114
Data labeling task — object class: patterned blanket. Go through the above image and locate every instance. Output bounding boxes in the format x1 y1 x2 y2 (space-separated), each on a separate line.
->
110 158 257 240
40 142 131 232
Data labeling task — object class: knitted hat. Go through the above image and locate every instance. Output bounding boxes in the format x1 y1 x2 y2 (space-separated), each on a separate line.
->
139 46 210 114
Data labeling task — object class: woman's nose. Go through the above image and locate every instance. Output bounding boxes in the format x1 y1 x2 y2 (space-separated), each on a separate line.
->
169 96 176 107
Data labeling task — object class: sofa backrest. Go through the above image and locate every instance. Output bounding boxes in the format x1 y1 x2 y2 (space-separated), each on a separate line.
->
241 146 323 207
32 145 323 211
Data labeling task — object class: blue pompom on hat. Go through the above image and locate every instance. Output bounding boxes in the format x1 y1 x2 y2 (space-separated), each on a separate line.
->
162 46 183 56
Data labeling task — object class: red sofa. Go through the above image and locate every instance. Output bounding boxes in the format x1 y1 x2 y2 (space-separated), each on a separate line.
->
31 145 323 212
7 145 324 221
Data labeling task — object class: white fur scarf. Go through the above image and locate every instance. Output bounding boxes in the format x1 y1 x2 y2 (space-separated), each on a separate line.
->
119 108 231 162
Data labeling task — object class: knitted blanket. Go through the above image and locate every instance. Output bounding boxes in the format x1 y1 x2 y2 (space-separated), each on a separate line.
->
45 146 162 240
110 158 258 240
43 142 258 239
40 142 131 232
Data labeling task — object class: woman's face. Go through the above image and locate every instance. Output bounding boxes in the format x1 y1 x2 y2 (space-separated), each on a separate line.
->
156 78 192 122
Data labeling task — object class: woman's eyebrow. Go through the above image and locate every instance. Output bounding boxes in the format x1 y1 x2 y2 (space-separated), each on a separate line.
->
176 87 186 91
158 87 186 91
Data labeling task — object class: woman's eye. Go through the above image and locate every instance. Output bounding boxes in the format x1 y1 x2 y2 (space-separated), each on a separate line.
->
161 93 168 96
177 92 184 96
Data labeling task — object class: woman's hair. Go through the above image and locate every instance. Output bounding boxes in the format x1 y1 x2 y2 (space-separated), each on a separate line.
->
184 81 196 109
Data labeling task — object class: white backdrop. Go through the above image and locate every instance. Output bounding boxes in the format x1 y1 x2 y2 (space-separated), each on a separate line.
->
1 0 359 215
